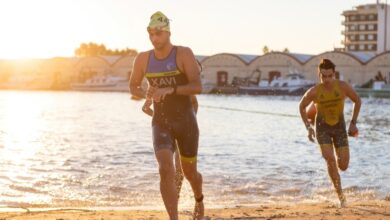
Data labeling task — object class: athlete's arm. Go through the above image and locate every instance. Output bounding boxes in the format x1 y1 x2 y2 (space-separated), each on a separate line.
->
341 81 361 134
299 87 316 127
142 85 155 116
176 47 202 95
299 87 316 142
142 99 154 117
129 52 148 98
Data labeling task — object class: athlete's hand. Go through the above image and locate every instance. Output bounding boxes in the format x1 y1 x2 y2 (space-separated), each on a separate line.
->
142 105 153 116
146 86 157 99
152 87 174 102
307 127 315 142
348 123 358 137
142 99 153 117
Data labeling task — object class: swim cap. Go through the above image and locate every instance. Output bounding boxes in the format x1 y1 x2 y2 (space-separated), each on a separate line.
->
147 11 170 32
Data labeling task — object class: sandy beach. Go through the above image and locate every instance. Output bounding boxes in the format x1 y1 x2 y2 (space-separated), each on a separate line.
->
0 200 389 219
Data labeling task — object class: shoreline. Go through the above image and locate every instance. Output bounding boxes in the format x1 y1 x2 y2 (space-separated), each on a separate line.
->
0 200 388 219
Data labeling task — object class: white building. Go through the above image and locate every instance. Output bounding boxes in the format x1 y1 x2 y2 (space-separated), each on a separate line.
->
1 51 390 90
342 3 390 53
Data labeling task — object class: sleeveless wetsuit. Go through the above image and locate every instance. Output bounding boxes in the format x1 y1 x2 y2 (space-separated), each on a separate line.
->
145 46 199 162
313 80 348 148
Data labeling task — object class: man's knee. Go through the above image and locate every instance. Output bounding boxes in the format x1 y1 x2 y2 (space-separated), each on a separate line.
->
336 147 350 171
322 153 336 164
339 164 348 171
182 167 195 180
338 161 349 171
182 167 199 181
323 155 340 172
159 163 175 178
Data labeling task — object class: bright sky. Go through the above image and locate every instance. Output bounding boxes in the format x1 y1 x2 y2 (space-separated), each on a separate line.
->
0 0 379 59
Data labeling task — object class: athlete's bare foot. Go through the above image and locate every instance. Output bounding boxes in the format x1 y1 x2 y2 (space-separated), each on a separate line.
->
193 195 204 220
339 194 347 208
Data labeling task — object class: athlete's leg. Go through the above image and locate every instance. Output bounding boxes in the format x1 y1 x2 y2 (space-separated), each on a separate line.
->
333 131 350 171
174 113 204 219
174 143 184 199
320 144 346 207
181 158 204 220
335 147 350 171
155 149 178 220
153 124 178 219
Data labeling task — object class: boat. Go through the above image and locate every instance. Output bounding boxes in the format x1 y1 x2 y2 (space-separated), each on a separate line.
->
208 85 239 94
71 75 129 92
355 81 390 98
238 73 315 96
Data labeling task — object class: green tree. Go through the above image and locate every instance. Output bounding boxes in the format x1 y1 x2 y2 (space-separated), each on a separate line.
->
74 42 137 57
263 46 269 54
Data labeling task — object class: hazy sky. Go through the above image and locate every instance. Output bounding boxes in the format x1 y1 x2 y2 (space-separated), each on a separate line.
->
0 0 379 59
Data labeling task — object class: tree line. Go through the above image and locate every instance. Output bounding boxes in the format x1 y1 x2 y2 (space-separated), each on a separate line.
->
262 46 289 54
74 42 138 57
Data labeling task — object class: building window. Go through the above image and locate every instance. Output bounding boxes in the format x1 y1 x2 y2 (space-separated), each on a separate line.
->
368 34 374 40
350 15 356 21
360 15 366 20
349 45 356 50
367 44 375 51
359 34 365 40
359 24 366 30
359 44 365 50
350 25 357 31
350 35 356 41
368 24 375 30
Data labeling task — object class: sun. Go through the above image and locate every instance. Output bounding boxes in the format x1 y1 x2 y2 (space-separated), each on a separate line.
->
0 1 77 59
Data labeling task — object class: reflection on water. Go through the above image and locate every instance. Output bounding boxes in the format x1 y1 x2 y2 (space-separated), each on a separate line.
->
0 91 389 209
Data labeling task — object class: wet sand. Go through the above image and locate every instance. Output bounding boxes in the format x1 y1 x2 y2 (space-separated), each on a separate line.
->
0 200 389 219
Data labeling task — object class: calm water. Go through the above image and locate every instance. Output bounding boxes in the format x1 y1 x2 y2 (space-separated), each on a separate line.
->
0 91 389 210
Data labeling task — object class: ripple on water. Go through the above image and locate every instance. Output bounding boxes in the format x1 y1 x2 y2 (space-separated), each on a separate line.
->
9 185 48 195
0 92 388 207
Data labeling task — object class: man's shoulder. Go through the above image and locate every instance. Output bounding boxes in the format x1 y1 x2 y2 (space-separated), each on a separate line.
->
337 80 350 89
309 83 320 91
306 85 318 97
176 46 195 65
134 51 150 64
176 45 191 50
176 46 193 56
137 51 151 59
337 80 348 86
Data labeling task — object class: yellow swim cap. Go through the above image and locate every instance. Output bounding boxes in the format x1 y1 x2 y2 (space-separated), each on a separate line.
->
147 11 170 32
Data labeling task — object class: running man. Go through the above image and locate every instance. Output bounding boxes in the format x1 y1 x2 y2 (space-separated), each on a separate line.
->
142 94 199 201
299 59 361 207
129 11 204 220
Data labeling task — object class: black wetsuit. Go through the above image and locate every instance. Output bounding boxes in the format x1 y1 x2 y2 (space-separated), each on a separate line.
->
145 46 199 162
